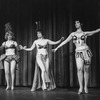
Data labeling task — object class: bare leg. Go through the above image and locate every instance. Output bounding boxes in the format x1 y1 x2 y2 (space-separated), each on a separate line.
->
45 58 49 77
4 61 10 90
36 55 47 90
10 60 16 90
76 57 84 94
84 64 90 93
45 58 50 88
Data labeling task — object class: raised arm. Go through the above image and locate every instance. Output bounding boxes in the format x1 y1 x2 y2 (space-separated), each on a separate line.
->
85 28 100 36
48 37 64 45
53 34 72 52
23 42 36 51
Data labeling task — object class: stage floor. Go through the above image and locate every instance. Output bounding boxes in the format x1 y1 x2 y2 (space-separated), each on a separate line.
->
0 87 100 100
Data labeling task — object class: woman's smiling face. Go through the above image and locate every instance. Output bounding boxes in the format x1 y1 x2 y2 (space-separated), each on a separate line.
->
75 21 81 29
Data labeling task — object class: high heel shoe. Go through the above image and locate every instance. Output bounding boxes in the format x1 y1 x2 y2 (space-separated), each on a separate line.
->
78 90 82 94
31 89 36 92
42 84 47 91
84 88 88 94
43 89 47 91
6 86 10 90
78 88 83 94
42 86 47 91
11 87 14 90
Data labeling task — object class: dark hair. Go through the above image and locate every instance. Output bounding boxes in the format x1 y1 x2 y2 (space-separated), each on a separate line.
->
36 29 43 33
5 31 14 40
75 20 83 26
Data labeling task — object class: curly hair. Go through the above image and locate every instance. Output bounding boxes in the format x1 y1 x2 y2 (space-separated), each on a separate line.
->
5 31 14 40
36 29 43 33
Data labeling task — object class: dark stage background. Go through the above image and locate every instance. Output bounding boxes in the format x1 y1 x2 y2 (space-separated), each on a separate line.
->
0 0 100 88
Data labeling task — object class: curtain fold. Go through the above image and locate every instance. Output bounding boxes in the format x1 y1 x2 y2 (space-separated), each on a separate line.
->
0 0 100 88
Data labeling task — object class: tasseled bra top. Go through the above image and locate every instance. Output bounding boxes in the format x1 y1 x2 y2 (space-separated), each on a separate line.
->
38 44 47 49
72 35 85 41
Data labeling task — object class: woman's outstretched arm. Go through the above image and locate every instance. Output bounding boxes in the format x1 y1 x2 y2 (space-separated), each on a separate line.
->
85 28 100 36
48 37 64 45
53 33 72 52
23 42 36 51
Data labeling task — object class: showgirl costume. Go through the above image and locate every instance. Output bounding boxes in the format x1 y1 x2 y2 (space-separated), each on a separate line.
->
31 40 56 91
72 32 92 65
0 41 20 69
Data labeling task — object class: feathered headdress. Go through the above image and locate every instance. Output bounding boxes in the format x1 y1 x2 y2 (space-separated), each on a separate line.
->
5 22 13 33
4 22 14 39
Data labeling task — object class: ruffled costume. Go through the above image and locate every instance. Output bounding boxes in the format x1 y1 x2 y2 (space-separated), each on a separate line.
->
0 43 21 69
75 48 92 65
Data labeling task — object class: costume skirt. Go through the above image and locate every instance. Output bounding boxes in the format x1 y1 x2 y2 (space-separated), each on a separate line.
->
0 54 20 69
75 48 93 65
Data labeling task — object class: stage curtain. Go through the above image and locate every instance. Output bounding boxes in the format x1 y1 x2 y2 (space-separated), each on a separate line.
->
0 0 100 88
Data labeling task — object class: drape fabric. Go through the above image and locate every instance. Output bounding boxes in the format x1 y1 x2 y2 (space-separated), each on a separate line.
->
0 0 100 88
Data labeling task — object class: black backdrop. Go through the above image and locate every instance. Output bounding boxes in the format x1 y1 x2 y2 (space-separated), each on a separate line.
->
0 0 100 88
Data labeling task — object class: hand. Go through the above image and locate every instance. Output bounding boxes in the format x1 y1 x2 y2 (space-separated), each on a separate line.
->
52 48 57 52
23 46 27 50
19 45 23 49
19 45 27 50
60 37 64 42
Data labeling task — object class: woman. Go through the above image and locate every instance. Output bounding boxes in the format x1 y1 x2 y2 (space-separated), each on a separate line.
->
0 23 21 90
23 30 64 91
53 21 100 94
